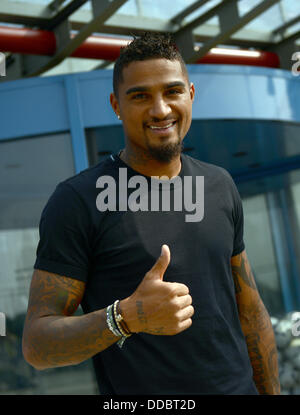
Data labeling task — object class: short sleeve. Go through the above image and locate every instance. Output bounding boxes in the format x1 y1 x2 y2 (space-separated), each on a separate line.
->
230 179 245 257
34 182 92 282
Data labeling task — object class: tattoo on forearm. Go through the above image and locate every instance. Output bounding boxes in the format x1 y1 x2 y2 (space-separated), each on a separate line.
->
245 333 268 394
245 332 281 395
268 346 281 393
231 252 281 394
24 308 118 368
239 301 272 332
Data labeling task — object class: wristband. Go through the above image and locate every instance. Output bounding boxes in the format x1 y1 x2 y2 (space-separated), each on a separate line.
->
106 304 122 337
113 300 132 337
116 301 132 335
106 300 131 348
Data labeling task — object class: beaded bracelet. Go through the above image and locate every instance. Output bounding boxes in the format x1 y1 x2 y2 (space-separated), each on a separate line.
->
106 301 131 348
106 304 121 337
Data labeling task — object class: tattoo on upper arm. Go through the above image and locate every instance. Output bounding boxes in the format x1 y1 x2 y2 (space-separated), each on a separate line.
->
231 251 257 294
27 271 85 321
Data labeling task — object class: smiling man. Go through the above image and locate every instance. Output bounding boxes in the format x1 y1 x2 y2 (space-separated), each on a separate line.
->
111 58 194 170
23 32 280 395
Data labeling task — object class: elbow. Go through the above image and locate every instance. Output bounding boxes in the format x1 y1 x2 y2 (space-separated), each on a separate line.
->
22 341 39 370
22 330 48 371
22 347 48 371
22 351 45 371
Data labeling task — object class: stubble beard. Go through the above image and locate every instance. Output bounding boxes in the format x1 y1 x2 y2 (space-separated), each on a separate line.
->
145 135 184 163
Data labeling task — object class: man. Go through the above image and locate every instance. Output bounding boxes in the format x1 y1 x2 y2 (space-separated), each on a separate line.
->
22 33 280 395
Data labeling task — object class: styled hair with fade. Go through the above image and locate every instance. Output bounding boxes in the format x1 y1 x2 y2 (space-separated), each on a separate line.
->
113 32 189 97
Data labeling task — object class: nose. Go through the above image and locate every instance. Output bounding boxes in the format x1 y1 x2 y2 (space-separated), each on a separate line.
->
148 95 172 120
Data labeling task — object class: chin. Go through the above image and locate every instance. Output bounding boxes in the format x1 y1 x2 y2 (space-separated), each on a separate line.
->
147 140 183 163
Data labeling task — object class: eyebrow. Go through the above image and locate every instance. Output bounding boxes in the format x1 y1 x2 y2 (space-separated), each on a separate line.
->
125 81 186 95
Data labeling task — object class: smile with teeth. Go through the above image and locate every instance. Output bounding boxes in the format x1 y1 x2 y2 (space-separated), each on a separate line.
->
148 121 176 130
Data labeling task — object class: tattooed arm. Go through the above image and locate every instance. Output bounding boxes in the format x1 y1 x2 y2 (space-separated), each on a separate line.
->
23 246 193 369
231 250 281 395
22 269 120 369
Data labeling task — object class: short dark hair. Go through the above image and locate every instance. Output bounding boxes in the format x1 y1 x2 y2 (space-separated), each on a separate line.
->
113 32 188 97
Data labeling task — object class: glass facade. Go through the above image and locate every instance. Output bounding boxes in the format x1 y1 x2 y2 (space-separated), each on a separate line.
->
239 167 300 316
0 133 98 394
242 193 285 316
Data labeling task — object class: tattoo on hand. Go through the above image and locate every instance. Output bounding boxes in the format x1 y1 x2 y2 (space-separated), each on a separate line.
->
136 301 147 325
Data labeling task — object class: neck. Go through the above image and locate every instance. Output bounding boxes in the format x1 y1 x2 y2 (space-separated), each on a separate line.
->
119 147 181 179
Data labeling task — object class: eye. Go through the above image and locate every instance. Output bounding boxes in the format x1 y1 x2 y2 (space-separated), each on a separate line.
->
166 89 182 96
131 93 148 100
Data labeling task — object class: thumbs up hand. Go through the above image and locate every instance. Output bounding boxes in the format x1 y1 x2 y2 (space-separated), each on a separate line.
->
119 245 194 335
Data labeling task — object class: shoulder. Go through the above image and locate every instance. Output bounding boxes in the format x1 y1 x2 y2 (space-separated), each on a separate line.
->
42 156 117 221
182 153 235 185
62 156 116 193
50 156 117 204
182 154 242 212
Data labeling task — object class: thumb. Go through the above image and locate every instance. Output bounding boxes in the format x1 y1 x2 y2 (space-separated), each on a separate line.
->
148 244 170 281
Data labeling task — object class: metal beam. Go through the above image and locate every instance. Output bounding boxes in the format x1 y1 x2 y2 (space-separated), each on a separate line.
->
176 0 281 63
43 0 89 31
175 0 239 62
275 29 300 46
268 29 300 70
273 15 300 37
23 0 128 77
171 0 212 25
0 1 51 26
48 0 69 13
175 0 235 35
94 60 114 70
0 0 277 47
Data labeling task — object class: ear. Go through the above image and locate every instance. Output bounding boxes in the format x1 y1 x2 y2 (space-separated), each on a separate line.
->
189 83 195 102
110 93 120 118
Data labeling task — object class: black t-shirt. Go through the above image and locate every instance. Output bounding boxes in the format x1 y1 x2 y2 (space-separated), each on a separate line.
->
34 153 258 395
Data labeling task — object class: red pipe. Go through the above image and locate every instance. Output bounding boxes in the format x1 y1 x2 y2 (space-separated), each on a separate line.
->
72 34 130 60
0 26 56 55
0 25 280 68
0 25 130 60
